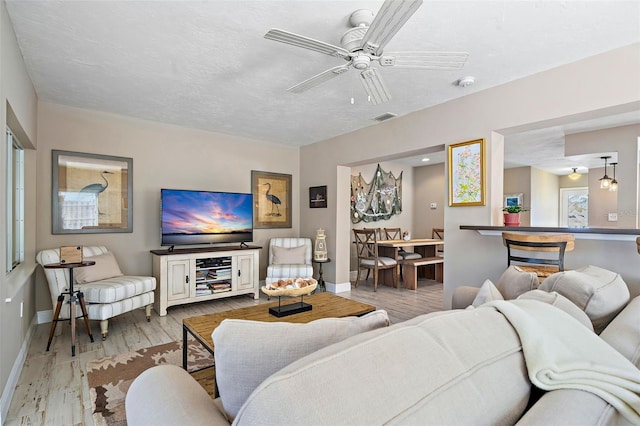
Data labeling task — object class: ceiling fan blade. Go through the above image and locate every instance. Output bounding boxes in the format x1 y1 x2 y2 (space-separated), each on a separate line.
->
360 68 391 105
379 51 469 70
288 65 351 93
360 0 423 56
265 29 351 59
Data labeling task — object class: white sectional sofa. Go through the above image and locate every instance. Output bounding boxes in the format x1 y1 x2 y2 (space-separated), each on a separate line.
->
126 266 640 425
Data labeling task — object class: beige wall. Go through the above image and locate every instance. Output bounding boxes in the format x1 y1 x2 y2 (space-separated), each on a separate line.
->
299 43 640 307
0 0 38 419
413 163 445 237
34 102 301 312
531 167 559 227
504 167 531 226
565 124 640 228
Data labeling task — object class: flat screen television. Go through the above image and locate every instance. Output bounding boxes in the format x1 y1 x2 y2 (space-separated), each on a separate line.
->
161 189 253 246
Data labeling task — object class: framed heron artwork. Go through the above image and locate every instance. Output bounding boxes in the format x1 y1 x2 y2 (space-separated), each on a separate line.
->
52 150 133 234
251 170 292 229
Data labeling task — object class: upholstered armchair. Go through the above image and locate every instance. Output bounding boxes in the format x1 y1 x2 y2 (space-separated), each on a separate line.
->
36 246 156 340
265 238 313 285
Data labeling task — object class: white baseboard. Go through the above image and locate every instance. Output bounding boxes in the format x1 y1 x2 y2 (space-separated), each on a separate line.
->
37 309 53 324
1 314 37 424
326 281 351 293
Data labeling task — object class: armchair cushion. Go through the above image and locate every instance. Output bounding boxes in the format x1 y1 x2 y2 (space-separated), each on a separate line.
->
74 252 123 283
271 245 306 265
213 310 390 421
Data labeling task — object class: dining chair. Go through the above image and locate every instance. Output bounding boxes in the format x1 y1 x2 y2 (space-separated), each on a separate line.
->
353 228 398 291
432 228 444 257
502 232 575 282
383 227 421 281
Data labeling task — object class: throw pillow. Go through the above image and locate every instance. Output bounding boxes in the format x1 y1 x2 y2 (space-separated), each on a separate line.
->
472 279 504 307
496 265 539 300
517 290 594 331
213 310 390 421
539 265 630 334
271 245 306 264
74 252 123 284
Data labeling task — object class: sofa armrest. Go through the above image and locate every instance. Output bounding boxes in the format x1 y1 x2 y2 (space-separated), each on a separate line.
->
126 365 229 426
452 286 480 309
516 389 626 426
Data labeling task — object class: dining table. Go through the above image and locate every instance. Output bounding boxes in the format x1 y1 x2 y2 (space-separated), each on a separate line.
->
376 238 444 287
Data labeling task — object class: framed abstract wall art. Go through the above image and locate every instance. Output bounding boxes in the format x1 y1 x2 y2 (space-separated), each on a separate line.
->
448 138 485 207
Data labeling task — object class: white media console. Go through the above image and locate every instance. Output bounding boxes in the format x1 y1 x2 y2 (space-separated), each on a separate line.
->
151 245 260 316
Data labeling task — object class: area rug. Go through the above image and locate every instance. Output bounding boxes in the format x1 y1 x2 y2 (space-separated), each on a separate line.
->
86 340 214 426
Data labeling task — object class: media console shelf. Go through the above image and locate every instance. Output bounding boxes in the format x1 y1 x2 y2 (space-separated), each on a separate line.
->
151 245 261 316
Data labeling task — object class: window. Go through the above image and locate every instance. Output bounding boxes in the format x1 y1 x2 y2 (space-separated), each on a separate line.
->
6 128 24 272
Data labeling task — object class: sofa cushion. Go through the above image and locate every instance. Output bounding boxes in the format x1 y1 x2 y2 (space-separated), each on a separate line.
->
74 252 123 284
600 295 640 368
271 245 306 265
517 290 594 331
126 364 226 426
213 310 390 421
516 388 628 426
233 308 530 425
496 265 539 300
471 279 504 307
539 265 630 333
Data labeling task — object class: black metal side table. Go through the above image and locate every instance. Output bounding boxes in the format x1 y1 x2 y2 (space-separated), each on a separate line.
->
44 261 95 356
312 258 330 292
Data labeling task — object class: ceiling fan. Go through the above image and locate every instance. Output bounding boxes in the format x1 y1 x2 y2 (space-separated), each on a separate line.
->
264 0 469 105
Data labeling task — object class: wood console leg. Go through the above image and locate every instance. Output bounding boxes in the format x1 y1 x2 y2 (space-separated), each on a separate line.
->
46 294 64 351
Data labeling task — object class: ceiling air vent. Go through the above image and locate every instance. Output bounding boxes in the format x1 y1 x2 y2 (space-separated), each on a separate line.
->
373 112 397 122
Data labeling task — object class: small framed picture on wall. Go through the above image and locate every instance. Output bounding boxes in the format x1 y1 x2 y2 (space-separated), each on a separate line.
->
309 185 327 208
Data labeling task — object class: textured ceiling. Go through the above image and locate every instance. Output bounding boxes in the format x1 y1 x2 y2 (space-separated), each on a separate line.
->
5 1 640 170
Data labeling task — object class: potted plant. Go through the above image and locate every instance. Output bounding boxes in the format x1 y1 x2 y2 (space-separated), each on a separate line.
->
502 205 528 226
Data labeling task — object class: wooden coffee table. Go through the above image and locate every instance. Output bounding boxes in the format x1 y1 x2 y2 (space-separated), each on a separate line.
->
182 292 376 371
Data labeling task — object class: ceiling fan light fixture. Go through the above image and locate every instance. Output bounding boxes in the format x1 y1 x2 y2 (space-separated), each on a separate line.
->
568 168 581 180
599 156 612 189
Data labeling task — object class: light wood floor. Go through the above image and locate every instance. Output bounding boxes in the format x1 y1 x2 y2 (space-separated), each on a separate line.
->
5 279 443 425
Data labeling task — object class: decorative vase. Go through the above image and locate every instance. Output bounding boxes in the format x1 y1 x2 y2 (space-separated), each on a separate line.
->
503 213 521 227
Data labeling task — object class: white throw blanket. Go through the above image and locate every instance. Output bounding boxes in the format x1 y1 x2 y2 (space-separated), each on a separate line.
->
485 299 640 424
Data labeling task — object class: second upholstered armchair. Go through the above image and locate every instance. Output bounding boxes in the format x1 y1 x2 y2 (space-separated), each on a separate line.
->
265 238 314 285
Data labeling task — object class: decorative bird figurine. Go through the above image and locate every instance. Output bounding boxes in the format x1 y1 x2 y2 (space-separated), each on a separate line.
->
263 182 281 216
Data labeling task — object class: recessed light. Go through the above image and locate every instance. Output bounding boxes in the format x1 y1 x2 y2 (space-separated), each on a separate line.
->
421 158 430 162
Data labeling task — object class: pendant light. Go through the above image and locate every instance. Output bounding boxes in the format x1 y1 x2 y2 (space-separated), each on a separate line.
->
568 168 581 180
599 156 612 189
609 162 618 192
